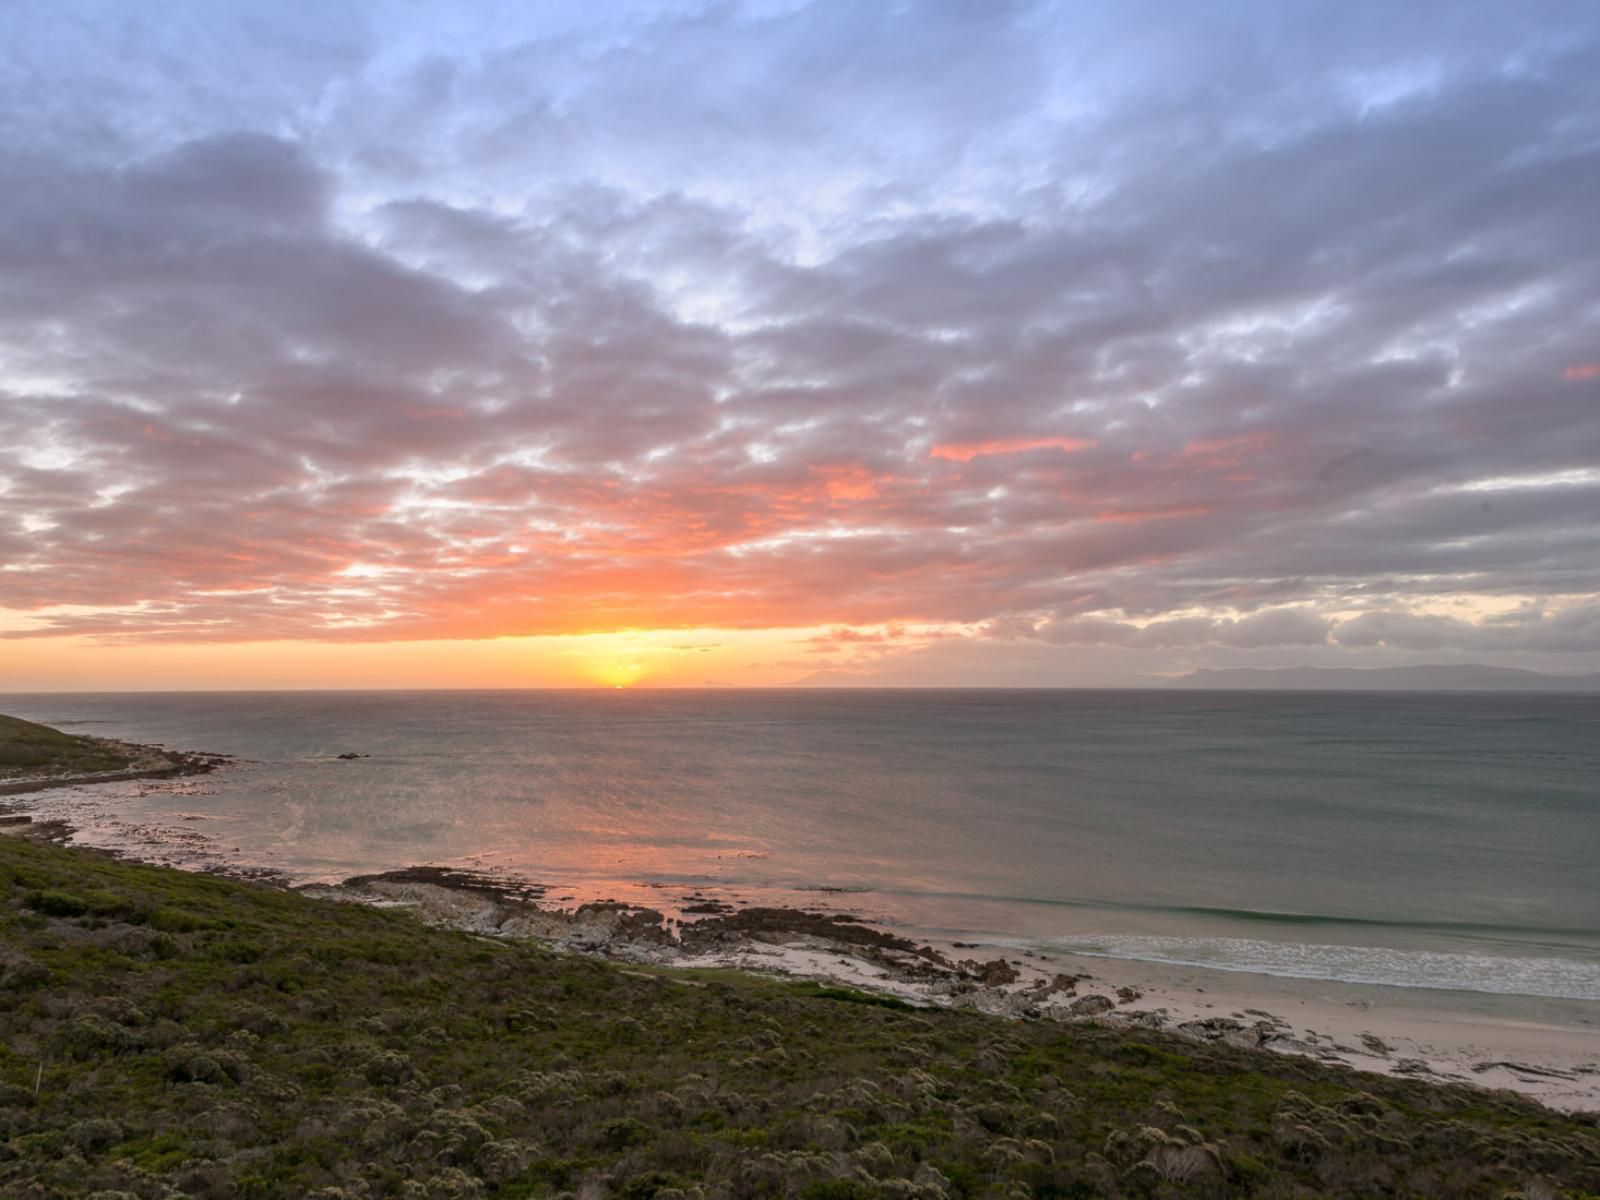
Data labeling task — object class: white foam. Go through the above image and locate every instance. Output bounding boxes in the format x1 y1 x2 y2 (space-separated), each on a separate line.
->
1045 935 1600 1001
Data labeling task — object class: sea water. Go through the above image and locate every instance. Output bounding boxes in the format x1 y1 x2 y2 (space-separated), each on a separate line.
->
5 688 1597 1003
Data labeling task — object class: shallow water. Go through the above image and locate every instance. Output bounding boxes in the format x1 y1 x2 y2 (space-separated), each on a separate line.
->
4 688 1597 1001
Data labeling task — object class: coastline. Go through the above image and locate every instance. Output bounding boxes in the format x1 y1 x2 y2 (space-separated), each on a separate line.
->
317 866 1600 1113
9 830 1597 1200
0 729 228 798
5 757 1598 1114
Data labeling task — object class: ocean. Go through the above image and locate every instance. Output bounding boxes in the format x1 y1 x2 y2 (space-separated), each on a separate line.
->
5 688 1597 1006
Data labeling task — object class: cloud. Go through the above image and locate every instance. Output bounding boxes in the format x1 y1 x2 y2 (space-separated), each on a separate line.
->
1 1 1598 675
929 437 1097 462
1333 604 1600 654
1029 608 1331 650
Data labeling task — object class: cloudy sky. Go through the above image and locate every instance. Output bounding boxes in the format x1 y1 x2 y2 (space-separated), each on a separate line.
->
2 0 1598 689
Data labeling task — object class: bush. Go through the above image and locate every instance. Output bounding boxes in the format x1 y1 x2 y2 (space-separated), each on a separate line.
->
25 890 89 917
598 1117 653 1151
67 1118 122 1154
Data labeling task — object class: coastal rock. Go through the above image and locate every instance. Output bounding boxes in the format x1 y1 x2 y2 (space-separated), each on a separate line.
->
678 907 929 958
1251 1020 1286 1047
959 958 1020 986
1118 1009 1171 1029
1175 1016 1244 1040
1068 994 1116 1017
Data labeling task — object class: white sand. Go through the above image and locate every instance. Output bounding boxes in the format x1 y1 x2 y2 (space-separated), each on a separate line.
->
671 935 1600 1112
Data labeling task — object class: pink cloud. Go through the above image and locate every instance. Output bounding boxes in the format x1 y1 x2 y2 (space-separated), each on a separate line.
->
930 436 1097 462
1564 363 1600 381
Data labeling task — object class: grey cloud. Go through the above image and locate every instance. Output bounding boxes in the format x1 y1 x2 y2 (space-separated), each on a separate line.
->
1032 608 1330 650
2 2 1599 671
1334 605 1600 654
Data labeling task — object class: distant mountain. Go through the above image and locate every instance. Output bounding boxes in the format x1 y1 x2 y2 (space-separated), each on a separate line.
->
1172 665 1600 692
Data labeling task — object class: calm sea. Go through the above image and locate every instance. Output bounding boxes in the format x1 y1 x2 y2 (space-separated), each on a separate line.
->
5 689 1597 1004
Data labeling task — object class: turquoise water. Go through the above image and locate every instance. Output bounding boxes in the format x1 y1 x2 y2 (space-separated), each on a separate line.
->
5 689 1597 1000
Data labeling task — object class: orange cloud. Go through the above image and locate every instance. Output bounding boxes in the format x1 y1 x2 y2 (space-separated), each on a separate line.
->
819 465 887 500
1564 362 1600 381
930 436 1096 462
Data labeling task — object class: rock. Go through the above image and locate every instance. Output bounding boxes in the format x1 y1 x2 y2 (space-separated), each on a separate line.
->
1116 986 1142 1004
1470 1060 1577 1080
1068 994 1115 1017
963 958 1020 986
1251 1020 1284 1047
1175 1016 1244 1041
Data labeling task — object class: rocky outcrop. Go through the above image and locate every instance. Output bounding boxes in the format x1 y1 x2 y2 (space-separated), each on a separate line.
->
1068 994 1116 1017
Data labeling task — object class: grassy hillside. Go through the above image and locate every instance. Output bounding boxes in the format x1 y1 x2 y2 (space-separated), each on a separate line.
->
0 713 141 777
0 836 1595 1199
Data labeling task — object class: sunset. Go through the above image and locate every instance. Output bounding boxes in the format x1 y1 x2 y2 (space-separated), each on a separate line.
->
4 2 1598 691
3 4 1599 1196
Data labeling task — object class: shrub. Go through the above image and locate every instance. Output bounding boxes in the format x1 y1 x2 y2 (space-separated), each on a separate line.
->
598 1116 653 1151
25 890 89 917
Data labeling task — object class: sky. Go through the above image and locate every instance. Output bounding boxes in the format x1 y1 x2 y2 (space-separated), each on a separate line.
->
2 0 1599 690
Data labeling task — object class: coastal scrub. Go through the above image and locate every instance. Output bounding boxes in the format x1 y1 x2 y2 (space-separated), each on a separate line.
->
1 836 1597 1198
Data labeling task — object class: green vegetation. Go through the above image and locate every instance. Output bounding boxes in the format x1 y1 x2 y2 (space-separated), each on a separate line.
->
0 713 140 777
1 836 1596 1198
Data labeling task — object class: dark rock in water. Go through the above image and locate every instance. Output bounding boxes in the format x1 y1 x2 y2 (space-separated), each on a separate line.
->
335 752 369 760
339 865 547 906
677 907 932 958
1069 994 1116 1017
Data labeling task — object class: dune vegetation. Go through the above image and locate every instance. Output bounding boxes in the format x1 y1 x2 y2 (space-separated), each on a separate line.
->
1 834 1597 1199
0 714 143 779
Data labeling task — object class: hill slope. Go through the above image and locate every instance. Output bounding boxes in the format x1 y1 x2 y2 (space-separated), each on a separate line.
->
1 836 1596 1198
0 713 141 777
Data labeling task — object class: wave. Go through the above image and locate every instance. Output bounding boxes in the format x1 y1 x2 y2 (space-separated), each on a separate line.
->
1042 934 1600 1001
883 886 1600 946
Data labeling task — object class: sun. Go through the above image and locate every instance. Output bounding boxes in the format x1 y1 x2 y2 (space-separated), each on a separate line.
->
588 658 647 689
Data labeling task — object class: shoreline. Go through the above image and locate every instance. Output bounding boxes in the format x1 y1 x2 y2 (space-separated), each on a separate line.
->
5 763 1598 1114
317 865 1600 1113
0 731 228 798
9 831 1596 1199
